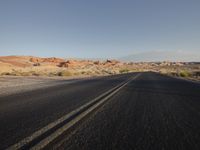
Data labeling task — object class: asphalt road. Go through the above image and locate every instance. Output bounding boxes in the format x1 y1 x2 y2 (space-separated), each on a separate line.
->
0 73 134 149
1 72 200 150
53 72 200 150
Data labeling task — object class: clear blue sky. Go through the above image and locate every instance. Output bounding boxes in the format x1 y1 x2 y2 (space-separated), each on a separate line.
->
0 0 200 60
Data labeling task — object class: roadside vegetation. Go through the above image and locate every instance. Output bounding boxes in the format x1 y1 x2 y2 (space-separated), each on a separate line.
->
179 71 191 77
57 71 73 77
119 69 130 74
164 70 200 81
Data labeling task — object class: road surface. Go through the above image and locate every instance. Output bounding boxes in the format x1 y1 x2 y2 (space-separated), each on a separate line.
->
0 72 200 150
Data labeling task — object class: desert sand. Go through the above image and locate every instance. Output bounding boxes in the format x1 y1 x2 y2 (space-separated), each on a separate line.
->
0 55 199 80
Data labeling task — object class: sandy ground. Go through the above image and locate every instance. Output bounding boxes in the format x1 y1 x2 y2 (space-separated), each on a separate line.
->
0 75 92 97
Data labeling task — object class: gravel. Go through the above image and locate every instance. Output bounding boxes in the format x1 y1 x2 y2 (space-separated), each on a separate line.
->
0 76 89 97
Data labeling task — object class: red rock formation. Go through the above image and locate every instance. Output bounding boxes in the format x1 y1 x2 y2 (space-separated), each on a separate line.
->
30 57 42 63
43 57 65 63
104 59 120 66
30 57 65 63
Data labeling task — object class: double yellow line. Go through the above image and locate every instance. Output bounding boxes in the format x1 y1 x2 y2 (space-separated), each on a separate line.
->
7 73 141 150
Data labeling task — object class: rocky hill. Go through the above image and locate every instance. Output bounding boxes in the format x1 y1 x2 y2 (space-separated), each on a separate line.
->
0 56 199 80
0 56 132 76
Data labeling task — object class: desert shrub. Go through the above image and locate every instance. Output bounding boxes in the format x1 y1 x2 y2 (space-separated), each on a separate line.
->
73 72 81 76
57 72 63 76
94 61 100 65
1 72 12 75
62 71 73 76
102 69 113 75
57 71 72 76
33 63 40 66
193 71 200 77
1 72 19 76
32 72 40 76
48 72 57 76
20 72 32 76
119 69 130 74
179 71 191 77
81 71 86 74
195 71 200 76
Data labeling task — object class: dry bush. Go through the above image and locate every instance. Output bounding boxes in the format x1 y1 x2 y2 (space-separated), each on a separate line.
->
194 71 200 77
179 71 191 77
73 72 81 76
48 72 57 76
102 69 113 75
57 71 73 76
1 72 12 76
81 71 86 75
19 72 33 76
119 69 130 74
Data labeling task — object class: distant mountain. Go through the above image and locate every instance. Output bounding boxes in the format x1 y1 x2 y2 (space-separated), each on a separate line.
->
120 50 200 62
